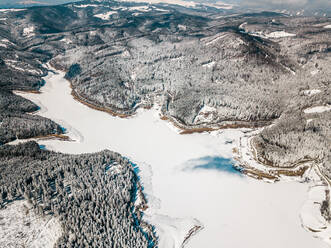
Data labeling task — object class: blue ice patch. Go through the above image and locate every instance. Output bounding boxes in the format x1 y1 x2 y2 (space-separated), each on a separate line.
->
185 156 242 175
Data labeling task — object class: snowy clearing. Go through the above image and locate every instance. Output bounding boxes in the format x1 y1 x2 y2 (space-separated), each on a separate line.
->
194 105 217 124
0 200 62 248
23 26 35 37
0 9 26 12
304 89 321 96
74 4 99 8
201 2 234 10
202 61 215 68
306 119 313 124
116 0 196 8
60 37 72 44
128 6 151 12
178 24 187 31
94 11 117 20
311 70 319 76
304 106 331 114
266 31 296 38
13 68 330 248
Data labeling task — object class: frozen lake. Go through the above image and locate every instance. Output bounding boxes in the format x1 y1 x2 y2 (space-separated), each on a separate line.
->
15 70 329 248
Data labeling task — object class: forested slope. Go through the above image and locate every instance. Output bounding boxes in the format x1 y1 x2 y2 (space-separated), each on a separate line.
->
0 142 155 247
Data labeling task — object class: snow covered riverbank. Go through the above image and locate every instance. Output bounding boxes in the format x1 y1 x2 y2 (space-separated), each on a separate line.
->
14 68 330 248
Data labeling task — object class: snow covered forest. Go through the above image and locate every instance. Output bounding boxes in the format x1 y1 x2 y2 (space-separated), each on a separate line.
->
49 1 331 179
0 141 155 247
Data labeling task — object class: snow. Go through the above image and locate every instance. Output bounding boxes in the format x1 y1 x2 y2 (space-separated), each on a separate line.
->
201 2 234 10
23 26 35 37
266 31 296 38
117 0 196 8
203 33 227 46
306 119 313 124
4 59 41 75
61 37 72 44
300 168 331 245
128 6 151 12
239 22 247 29
304 106 331 114
0 9 26 12
74 4 99 8
94 11 117 20
202 61 215 68
194 105 217 123
13 67 330 248
178 24 186 31
311 70 319 76
153 7 168 12
304 89 321 96
324 25 331 29
144 215 202 248
237 131 331 246
0 200 62 247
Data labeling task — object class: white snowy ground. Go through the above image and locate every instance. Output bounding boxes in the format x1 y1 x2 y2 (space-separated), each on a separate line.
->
301 167 331 245
0 9 26 12
304 105 331 114
94 11 117 20
12 69 330 248
117 0 196 8
237 132 331 246
265 31 296 38
0 200 62 248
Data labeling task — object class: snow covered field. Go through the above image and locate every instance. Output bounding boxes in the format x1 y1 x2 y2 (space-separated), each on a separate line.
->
304 105 331 114
94 11 117 20
266 31 296 38
0 9 26 12
13 68 330 248
0 200 62 248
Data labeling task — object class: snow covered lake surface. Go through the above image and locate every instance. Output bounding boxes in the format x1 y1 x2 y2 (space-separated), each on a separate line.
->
15 69 329 248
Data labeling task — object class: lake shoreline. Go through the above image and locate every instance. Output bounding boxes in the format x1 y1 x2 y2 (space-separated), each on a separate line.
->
12 64 330 248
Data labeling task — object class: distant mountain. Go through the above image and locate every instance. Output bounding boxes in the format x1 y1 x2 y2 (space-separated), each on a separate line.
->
0 0 79 8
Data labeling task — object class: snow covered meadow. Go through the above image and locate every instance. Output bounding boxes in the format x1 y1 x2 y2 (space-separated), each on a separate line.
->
13 69 330 248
